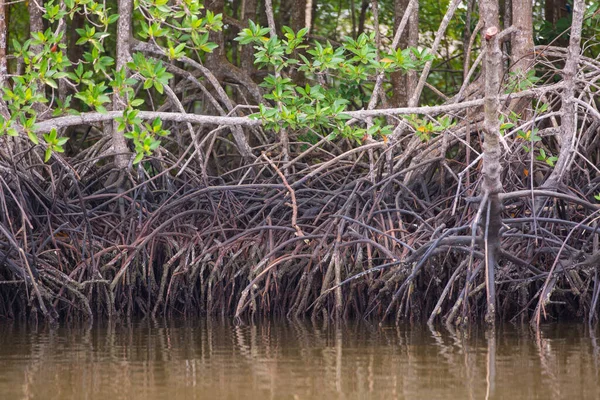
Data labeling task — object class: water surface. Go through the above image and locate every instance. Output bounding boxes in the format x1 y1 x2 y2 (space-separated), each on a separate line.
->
0 320 598 399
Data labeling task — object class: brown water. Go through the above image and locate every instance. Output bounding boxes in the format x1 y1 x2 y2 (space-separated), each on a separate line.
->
0 320 598 400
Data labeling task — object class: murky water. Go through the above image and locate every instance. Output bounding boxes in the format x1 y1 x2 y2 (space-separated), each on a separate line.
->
0 320 598 399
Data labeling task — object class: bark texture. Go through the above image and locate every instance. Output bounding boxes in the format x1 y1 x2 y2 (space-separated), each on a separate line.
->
390 0 418 107
508 0 534 116
541 0 584 191
0 0 6 87
480 0 504 325
510 0 533 76
111 0 133 169
240 0 258 74
28 0 45 117
0 0 9 153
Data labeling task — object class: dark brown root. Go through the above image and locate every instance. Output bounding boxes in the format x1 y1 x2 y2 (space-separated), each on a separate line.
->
1 46 600 326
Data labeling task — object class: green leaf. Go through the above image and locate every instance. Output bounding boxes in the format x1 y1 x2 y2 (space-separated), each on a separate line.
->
546 156 557 167
149 140 161 150
27 131 39 145
45 78 58 89
133 152 144 164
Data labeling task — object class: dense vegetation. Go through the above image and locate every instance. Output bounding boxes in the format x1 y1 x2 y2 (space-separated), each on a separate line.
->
0 0 599 326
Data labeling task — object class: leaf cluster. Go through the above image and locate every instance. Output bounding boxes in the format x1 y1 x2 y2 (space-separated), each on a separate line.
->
237 22 433 143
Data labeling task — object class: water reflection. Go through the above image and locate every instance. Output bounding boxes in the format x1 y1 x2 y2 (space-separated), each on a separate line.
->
0 320 598 399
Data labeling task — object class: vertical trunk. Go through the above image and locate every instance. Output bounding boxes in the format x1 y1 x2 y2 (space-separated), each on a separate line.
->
371 0 380 58
510 0 533 74
480 0 504 325
206 0 225 69
231 0 240 66
240 0 258 77
28 0 44 53
279 0 308 35
257 0 268 27
116 0 133 86
67 12 85 111
544 0 570 46
281 0 309 31
68 11 85 62
290 0 308 32
0 0 6 89
545 0 570 25
532 1 584 327
545 0 556 24
508 0 534 116
391 0 408 107
280 0 292 29
408 0 460 107
390 0 418 107
304 0 313 31
350 0 357 37
503 0 511 57
540 0 584 191
111 0 133 169
462 0 475 81
288 0 309 87
263 0 290 172
57 9 68 104
357 0 369 37
0 0 9 148
406 1 418 97
28 0 45 116
193 0 253 159
503 0 511 29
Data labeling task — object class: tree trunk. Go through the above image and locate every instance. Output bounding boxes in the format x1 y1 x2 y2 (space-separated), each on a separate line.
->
203 0 254 159
545 0 570 25
28 0 45 117
408 0 461 107
57 7 68 104
206 0 226 74
0 0 6 89
66 11 85 111
290 0 308 32
545 0 556 23
503 0 511 57
240 0 258 74
279 0 292 28
503 0 511 29
28 0 43 52
111 0 133 170
544 0 570 46
510 0 533 73
357 0 369 37
540 0 584 191
0 0 10 153
480 0 504 326
509 0 534 116
390 0 418 107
